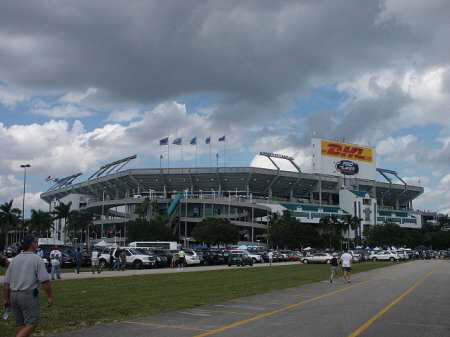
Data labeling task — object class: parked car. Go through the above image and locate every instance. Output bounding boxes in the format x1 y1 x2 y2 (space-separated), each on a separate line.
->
227 252 254 267
369 251 400 262
183 249 201 266
301 253 333 264
111 247 156 269
201 250 227 265
229 250 262 263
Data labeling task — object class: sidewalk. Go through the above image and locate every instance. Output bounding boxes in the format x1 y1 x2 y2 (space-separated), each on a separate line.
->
0 261 298 282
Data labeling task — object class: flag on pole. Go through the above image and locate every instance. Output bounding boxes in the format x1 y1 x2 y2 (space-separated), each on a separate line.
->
218 135 226 142
190 137 197 145
173 137 182 145
160 137 169 145
205 137 211 144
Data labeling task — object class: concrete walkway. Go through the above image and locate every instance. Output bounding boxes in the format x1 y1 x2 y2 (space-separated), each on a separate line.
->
57 260 450 337
0 261 298 282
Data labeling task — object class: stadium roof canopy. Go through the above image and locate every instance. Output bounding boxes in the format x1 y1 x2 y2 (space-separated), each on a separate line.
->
41 166 423 206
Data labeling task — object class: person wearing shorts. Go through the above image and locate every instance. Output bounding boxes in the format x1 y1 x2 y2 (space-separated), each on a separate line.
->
340 250 353 283
91 248 101 274
329 254 339 283
3 236 53 337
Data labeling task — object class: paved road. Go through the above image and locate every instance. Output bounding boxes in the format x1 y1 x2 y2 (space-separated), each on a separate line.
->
0 261 296 283
58 260 450 337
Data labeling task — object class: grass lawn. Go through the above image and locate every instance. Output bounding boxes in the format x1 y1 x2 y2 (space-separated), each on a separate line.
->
0 262 391 336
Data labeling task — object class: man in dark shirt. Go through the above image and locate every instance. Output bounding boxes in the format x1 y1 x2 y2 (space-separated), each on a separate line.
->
329 254 339 284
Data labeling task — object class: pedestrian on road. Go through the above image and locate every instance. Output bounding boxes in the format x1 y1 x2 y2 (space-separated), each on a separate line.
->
268 251 273 266
329 253 339 283
109 250 114 270
74 248 82 274
3 235 53 337
91 248 101 274
119 249 127 271
49 246 62 280
340 250 353 283
177 249 186 270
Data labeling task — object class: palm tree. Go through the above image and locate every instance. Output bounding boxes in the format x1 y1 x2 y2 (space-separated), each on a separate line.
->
0 200 22 248
319 215 343 249
343 215 362 248
29 209 54 238
66 210 92 245
135 198 151 219
51 201 72 242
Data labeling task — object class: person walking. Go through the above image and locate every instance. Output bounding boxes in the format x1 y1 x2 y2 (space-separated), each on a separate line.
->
74 248 82 274
119 249 127 271
329 253 339 283
268 251 273 266
91 248 101 274
3 236 53 337
177 249 186 271
49 246 62 280
340 250 353 283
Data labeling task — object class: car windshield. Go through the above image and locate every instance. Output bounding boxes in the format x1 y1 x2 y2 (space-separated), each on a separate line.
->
129 248 147 255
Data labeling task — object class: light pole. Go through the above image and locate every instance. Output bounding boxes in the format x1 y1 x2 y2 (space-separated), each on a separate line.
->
20 164 31 240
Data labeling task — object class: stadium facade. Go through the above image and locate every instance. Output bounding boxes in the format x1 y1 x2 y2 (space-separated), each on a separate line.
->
40 139 424 244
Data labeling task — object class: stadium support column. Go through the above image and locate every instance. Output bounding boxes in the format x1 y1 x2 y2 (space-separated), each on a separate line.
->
395 198 400 210
319 176 322 205
251 206 254 242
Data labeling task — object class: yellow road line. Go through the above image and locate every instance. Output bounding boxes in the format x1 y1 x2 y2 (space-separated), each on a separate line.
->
193 280 370 337
346 269 436 337
123 321 209 332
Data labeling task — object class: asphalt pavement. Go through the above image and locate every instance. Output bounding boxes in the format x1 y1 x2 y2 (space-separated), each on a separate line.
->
56 260 450 337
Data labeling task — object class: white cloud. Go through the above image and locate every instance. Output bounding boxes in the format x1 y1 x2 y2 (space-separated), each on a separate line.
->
59 87 98 104
376 135 417 156
31 103 92 118
0 85 26 107
107 109 141 122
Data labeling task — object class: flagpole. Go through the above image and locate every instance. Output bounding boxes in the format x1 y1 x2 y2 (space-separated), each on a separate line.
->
209 142 212 168
195 143 198 168
167 143 170 172
224 140 226 167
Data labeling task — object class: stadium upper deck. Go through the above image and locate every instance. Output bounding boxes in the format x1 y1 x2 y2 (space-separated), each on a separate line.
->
40 166 423 209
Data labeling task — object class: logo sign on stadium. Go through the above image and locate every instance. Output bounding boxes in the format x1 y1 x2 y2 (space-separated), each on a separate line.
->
321 140 373 163
335 160 359 176
312 138 376 181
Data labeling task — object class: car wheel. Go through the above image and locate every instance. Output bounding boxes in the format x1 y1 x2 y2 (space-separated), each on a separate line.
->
390 257 395 262
302 259 308 264
133 260 143 269
372 258 377 262
228 264 232 267
99 259 107 268
252 258 257 264
326 259 331 264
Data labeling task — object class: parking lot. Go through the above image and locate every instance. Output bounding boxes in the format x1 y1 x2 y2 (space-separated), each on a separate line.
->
55 260 450 337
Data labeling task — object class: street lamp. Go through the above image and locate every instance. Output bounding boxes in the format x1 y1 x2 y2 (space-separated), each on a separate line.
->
20 164 31 239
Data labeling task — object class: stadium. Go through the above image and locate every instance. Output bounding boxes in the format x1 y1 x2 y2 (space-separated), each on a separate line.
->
40 138 424 245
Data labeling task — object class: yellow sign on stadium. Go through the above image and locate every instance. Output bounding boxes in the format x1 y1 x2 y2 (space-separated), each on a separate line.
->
321 140 373 163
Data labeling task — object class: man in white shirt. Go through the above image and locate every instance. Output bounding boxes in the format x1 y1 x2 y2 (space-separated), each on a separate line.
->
268 251 273 266
340 250 353 283
49 247 62 280
91 248 101 274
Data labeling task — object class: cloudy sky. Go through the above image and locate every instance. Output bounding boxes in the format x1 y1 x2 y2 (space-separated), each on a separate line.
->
1 0 450 214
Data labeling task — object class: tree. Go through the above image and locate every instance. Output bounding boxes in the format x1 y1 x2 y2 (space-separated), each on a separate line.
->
365 223 405 247
269 211 322 249
127 215 177 242
51 201 72 241
319 215 344 249
29 209 54 238
66 211 93 244
343 215 361 247
0 200 22 249
191 218 239 247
